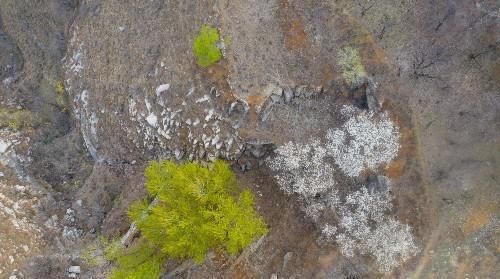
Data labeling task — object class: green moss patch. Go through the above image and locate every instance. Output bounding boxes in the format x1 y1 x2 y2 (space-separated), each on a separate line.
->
0 108 34 130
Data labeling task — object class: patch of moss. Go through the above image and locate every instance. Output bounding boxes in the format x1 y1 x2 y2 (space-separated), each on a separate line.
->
53 80 69 112
82 242 100 267
0 108 33 130
107 240 164 279
193 25 222 68
223 35 232 46
54 80 65 95
82 236 120 267
337 47 367 89
41 133 55 144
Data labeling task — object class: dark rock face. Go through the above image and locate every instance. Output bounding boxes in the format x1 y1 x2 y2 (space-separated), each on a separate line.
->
0 17 23 82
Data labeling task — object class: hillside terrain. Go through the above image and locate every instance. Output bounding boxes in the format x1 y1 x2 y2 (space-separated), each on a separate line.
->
0 0 498 278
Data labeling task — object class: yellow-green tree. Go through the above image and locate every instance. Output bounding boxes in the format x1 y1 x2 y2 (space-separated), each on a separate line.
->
108 160 267 278
193 25 222 68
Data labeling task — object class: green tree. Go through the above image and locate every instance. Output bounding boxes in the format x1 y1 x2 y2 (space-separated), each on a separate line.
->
193 25 222 68
108 160 267 278
337 47 367 89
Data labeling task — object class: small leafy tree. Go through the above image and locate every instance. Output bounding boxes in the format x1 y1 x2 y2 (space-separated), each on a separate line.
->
108 160 267 278
107 239 165 279
193 25 222 68
337 47 367 89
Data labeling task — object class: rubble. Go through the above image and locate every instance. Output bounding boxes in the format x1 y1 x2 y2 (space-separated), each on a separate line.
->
259 85 323 122
67 266 81 278
156 84 170 96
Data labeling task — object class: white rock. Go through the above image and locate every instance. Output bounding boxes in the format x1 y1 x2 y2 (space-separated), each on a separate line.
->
0 141 11 153
155 84 170 96
225 138 234 151
146 113 158 127
158 128 171 139
193 118 200 126
68 266 81 274
2 77 15 86
144 98 152 111
216 141 223 150
196 95 210 103
205 109 214 121
174 149 183 160
211 135 220 146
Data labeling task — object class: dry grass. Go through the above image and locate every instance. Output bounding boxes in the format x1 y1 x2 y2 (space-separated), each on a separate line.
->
462 203 496 236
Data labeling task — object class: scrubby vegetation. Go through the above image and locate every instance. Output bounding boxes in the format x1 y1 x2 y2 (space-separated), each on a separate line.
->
108 160 267 278
53 80 69 112
193 25 222 68
54 80 65 95
107 239 165 279
82 236 120 267
337 47 367 89
0 108 34 130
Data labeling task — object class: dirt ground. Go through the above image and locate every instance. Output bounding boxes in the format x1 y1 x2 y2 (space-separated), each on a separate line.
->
0 0 498 278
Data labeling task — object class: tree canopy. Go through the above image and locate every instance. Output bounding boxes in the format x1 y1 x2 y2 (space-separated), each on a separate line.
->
193 25 222 68
108 160 267 278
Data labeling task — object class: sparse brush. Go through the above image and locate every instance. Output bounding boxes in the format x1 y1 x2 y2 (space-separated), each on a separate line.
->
53 80 69 112
81 236 119 267
107 239 164 279
0 108 34 130
54 80 65 95
337 47 367 89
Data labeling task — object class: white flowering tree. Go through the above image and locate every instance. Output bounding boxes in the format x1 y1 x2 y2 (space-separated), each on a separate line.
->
326 109 400 177
335 187 419 272
367 218 420 272
266 140 336 197
266 105 418 273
